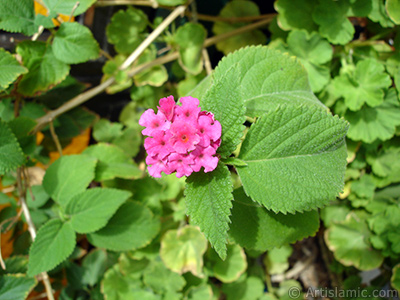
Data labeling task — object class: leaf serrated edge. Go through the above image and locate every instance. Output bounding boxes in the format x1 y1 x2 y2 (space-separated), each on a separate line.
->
0 120 26 174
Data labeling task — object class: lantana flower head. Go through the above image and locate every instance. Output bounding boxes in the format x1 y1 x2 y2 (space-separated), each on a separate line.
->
139 95 221 178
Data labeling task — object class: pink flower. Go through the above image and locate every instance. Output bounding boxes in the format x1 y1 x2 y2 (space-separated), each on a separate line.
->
169 120 200 154
158 95 175 121
139 95 221 178
139 109 170 136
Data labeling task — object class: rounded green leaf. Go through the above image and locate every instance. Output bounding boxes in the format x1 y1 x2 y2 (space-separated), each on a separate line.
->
27 219 76 276
325 213 384 271
143 261 186 294
229 188 320 250
386 0 400 24
207 244 247 283
87 201 160 251
53 22 100 64
237 105 348 214
391 264 400 292
222 276 264 300
65 188 132 234
43 154 97 207
0 48 27 91
160 225 208 277
274 0 319 32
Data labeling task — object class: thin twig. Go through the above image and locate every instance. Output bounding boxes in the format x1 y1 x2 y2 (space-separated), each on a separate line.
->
202 48 212 75
33 17 272 132
49 120 63 156
68 2 81 22
119 4 188 70
32 26 45 41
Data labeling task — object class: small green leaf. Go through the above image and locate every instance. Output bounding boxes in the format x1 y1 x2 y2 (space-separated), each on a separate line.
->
185 162 233 260
133 47 168 87
92 119 123 143
7 116 37 155
222 276 264 300
87 201 160 251
156 0 186 5
237 105 348 214
333 59 392 111
175 23 206 75
368 0 395 27
26 185 50 209
160 225 208 277
212 1 266 55
207 244 247 283
83 143 142 181
0 49 27 91
391 263 400 292
106 7 148 54
42 0 96 16
264 245 293 275
274 0 319 32
27 219 76 276
16 41 69 96
43 154 97 207
143 261 186 293
81 249 108 286
386 0 400 24
229 188 320 251
313 0 355 45
65 188 131 234
0 121 25 175
53 22 100 64
0 274 37 300
0 256 28 275
221 157 247 167
0 0 38 35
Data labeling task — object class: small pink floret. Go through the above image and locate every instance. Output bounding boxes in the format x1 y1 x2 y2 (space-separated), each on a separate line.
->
139 95 222 178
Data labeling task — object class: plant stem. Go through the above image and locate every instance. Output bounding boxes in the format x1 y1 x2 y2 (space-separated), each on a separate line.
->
16 168 55 300
33 17 271 132
202 48 212 75
49 120 63 156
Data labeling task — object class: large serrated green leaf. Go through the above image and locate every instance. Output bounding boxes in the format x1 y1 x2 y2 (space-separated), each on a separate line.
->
65 188 132 234
16 41 70 96
0 0 38 36
42 0 96 16
201 65 245 157
210 46 325 118
27 219 76 276
43 154 97 207
0 49 27 91
52 22 100 64
87 201 160 251
0 274 37 300
229 188 320 251
185 162 233 260
0 121 25 175
237 105 348 214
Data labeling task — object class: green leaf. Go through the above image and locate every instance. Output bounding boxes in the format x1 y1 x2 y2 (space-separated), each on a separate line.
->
65 188 131 234
320 205 351 227
386 0 400 24
368 0 395 27
325 213 384 271
26 185 50 209
237 105 348 213
7 116 37 155
42 0 96 16
81 249 108 286
0 0 38 36
351 174 375 199
207 244 247 283
87 201 160 251
16 41 69 96
367 147 400 187
222 276 265 300
143 261 186 293
313 0 355 45
53 22 100 64
82 143 142 181
391 263 400 292
274 0 319 32
264 245 293 275
0 256 28 275
175 23 206 75
229 188 320 250
347 0 373 16
134 47 168 87
212 1 266 55
345 89 400 143
221 157 247 167
27 219 76 276
201 65 245 157
0 49 28 91
0 121 25 175
0 274 37 300
185 162 233 260
333 59 392 111
106 7 148 54
156 0 186 5
42 154 97 207
160 225 208 277
112 127 142 157
93 119 123 143
211 46 325 118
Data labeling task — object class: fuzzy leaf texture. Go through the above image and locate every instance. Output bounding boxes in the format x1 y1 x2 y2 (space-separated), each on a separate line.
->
0 0 38 35
0 49 28 91
185 162 233 260
0 121 25 175
27 219 76 276
237 105 349 214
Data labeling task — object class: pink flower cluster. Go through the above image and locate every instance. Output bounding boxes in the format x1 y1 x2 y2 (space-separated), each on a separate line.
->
139 96 222 178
